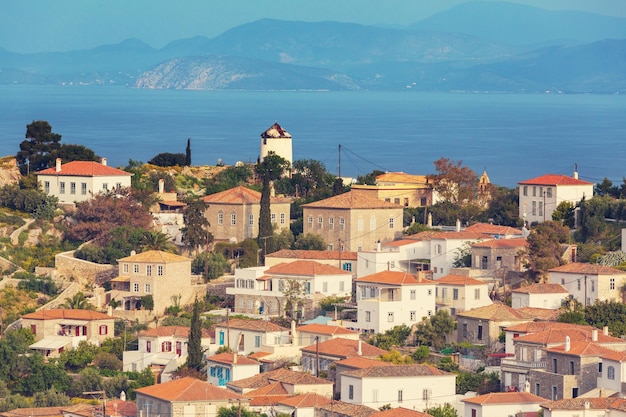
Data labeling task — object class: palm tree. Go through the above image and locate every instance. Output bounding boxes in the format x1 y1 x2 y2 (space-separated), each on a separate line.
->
59 292 94 310
140 230 178 253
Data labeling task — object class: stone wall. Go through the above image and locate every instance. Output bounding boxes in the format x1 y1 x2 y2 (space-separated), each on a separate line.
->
53 251 117 287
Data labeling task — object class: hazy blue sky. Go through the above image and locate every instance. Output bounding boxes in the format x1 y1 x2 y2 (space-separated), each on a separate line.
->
2 0 625 53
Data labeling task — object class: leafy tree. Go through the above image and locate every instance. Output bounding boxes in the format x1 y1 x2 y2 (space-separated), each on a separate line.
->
94 352 123 371
428 201 482 226
477 186 520 227
14 353 70 395
182 199 211 254
59 292 94 310
429 158 478 204
414 310 455 348
187 297 204 372
0 184 58 219
59 341 99 372
525 220 570 282
584 300 626 337
379 349 414 364
412 345 430 362
16 120 62 174
595 177 619 198
217 405 258 417
452 242 472 267
140 230 178 253
437 356 459 372
148 171 176 193
456 369 499 394
67 190 153 242
55 143 99 164
552 201 575 227
275 159 336 200
140 295 154 311
425 403 459 417
204 164 254 195
192 252 230 280
75 226 148 264
68 367 102 397
355 169 384 185
282 279 306 320
369 325 412 350
294 233 326 250
148 152 186 167
185 138 192 166
255 152 290 253
215 239 259 268
32 389 71 407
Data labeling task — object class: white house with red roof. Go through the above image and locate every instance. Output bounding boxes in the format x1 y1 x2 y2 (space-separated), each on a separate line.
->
206 351 260 387
354 271 436 333
266 249 358 275
518 172 593 225
358 238 429 278
548 263 626 307
122 325 212 381
340 364 458 412
227 260 353 320
36 158 132 204
293 323 359 346
511 283 569 309
461 391 547 417
435 274 492 316
20 308 115 358
214 318 291 354
201 185 291 243
300 338 388 376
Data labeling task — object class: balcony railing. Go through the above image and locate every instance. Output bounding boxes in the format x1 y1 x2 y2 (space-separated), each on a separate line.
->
501 358 547 369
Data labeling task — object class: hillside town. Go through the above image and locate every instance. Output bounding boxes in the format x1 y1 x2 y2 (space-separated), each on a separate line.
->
2 120 626 417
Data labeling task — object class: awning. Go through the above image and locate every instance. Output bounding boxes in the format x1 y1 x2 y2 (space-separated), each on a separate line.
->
30 337 71 350
60 319 88 326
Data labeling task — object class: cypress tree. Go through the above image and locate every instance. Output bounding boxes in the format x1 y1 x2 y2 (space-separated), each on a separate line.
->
185 138 192 166
187 297 203 370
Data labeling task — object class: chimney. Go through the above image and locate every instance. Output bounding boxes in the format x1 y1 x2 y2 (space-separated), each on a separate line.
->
376 240 381 252
357 339 362 356
55 158 62 172
291 320 298 347
599 388 605 398
456 219 461 232
573 163 578 179
270 181 275 197
158 178 165 194
603 326 609 336
564 335 570 352
427 213 432 228
592 329 598 342
101 157 107 166
233 351 238 364
130 250 136 256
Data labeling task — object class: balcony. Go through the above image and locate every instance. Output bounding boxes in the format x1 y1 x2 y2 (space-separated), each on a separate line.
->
436 296 452 305
501 358 547 371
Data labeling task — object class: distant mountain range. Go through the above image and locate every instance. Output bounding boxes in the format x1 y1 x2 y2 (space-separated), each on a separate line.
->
1 1 625 93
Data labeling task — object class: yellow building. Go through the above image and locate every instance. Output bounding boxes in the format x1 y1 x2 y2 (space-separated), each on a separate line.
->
350 171 433 208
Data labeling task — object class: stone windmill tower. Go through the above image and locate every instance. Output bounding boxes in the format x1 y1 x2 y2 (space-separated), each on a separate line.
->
259 122 293 166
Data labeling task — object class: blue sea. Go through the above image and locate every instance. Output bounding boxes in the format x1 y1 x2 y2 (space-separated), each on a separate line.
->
1 85 625 188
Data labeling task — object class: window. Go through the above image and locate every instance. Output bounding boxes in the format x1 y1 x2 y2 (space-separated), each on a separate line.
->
591 280 595 292
327 244 333 251
427 289 432 296
343 262 352 272
531 201 536 215
535 383 540 396
157 266 163 276
219 331 225 346
133 283 139 292
44 181 50 193
453 288 459 300
370 287 375 297
99 325 108 335
249 214 254 226
328 217 334 229
358 218 363 231
162 341 172 352
394 198 400 204
323 282 328 292
611 278 616 290
533 186 537 197
410 311 416 321
339 218 345 230
553 358 558 373
547 187 552 198
308 216 313 228
317 216 323 229
390 261 395 269
410 290 416 300
133 264 139 274
577 279 581 291
146 341 151 352
278 280 284 291
477 325 483 340
123 264 129 273
569 361 575 375
481 256 488 269
387 312 394 322
217 211 224 225
598 362 603 374
271 213 276 223
280 213 286 224
255 335 261 348
365 311 371 322
146 265 152 276
70 182 76 194
523 186 528 196
436 244 443 255
608 366 615 380
538 201 543 216
389 217 394 229
102 183 108 191
398 390 403 403
348 385 354 400
60 182 65 194
551 386 557 401
81 182 87 195
116 182 121 189
423 389 430 400
462 323 468 338
474 288 480 300
145 283 151 293
231 213 237 225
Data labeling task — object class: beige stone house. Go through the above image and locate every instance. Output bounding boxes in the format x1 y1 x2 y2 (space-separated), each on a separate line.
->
350 171 433 208
471 237 529 272
302 189 404 252
456 304 531 346
202 185 291 243
107 250 198 316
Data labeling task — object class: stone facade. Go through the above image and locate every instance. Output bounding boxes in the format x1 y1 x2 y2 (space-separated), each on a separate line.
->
54 250 117 287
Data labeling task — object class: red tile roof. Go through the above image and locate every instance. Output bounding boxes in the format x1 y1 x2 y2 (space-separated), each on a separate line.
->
36 161 131 177
278 393 332 408
267 249 358 261
370 408 433 417
247 381 291 406
355 271 433 285
376 172 428 184
456 304 527 321
267 260 351 276
342 364 451 378
505 321 593 334
316 401 377 417
207 352 259 365
464 223 523 236
541 397 616 411
549 262 625 275
135 376 243 401
21 309 113 321
518 174 593 186
545 340 619 357
436 274 486 286
300 338 388 359
202 185 260 204
335 356 395 369
215 318 288 333
511 283 568 294
118 250 191 263
105 399 137 417
303 190 403 209
296 323 358 336
429 231 489 240
383 239 422 248
261 122 291 138
227 368 331 390
514 328 623 345
462 392 547 405
515 307 561 321
472 238 529 248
